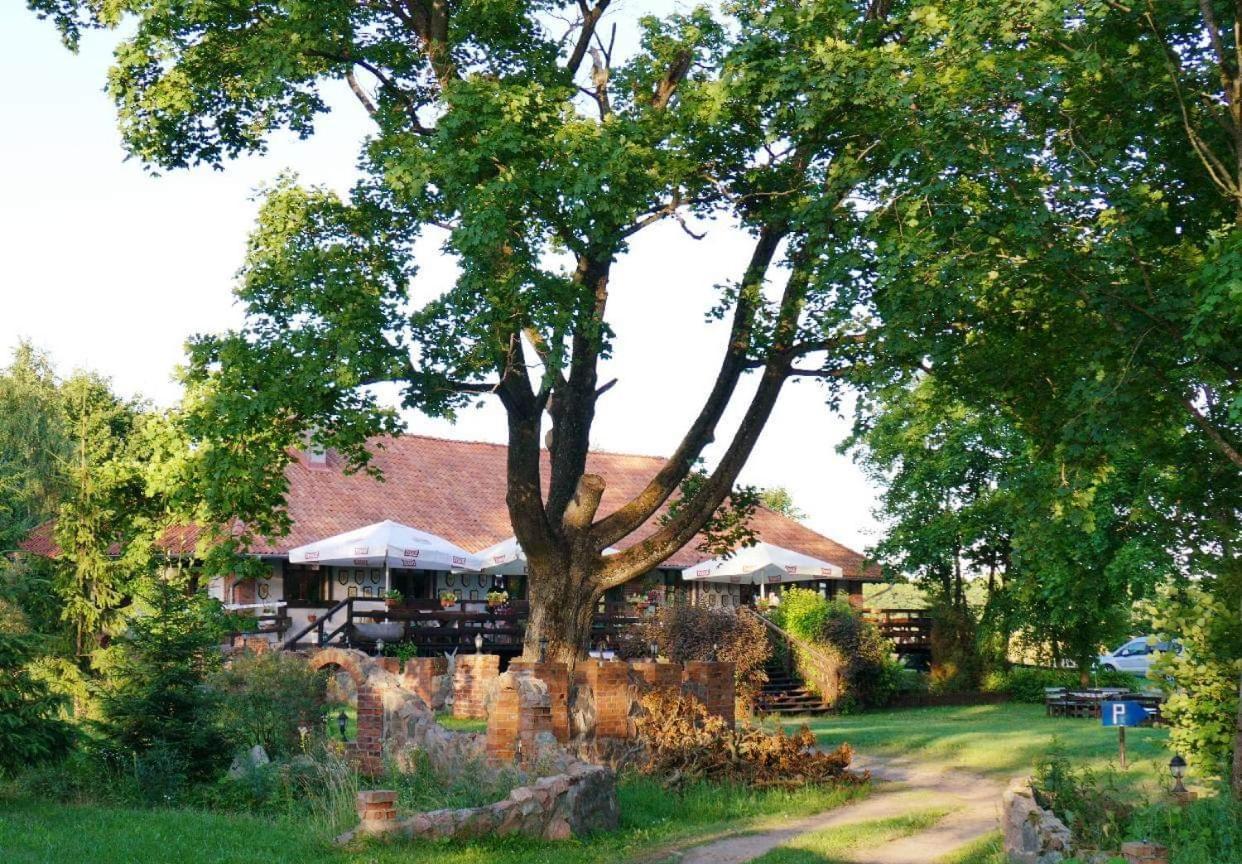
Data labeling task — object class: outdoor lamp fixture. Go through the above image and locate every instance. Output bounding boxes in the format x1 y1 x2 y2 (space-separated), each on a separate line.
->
712 642 720 662
648 640 659 660
474 633 484 654
337 709 348 742
1169 754 1188 796
538 637 548 663
375 638 385 658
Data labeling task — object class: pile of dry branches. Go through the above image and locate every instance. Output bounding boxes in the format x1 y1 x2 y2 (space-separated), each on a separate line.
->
634 690 867 789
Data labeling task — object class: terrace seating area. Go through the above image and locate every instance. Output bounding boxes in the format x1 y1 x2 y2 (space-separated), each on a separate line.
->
1044 686 1166 725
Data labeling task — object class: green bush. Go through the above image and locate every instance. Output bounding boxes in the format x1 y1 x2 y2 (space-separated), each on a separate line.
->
207 651 327 758
0 625 73 775
771 590 902 711
770 588 832 642
1128 792 1242 864
981 667 1144 704
1148 583 1241 780
97 581 231 784
1034 749 1134 851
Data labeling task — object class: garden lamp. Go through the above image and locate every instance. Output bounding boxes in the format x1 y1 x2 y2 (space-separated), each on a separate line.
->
337 709 348 741
376 638 385 657
648 640 659 660
1169 754 1187 796
539 636 548 663
474 632 483 654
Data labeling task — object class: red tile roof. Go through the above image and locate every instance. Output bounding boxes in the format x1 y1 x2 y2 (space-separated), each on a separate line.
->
22 434 877 579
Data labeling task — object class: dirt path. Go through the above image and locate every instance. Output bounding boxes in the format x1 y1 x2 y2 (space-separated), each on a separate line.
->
669 754 1009 864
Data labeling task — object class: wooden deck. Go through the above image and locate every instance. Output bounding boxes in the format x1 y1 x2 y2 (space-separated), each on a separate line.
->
862 608 933 652
281 597 642 656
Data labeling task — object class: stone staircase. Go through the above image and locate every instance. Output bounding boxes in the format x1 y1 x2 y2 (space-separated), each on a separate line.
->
756 661 833 715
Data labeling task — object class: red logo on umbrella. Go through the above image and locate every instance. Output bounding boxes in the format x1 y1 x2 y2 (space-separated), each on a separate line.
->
354 546 369 555
403 549 420 557
304 551 319 561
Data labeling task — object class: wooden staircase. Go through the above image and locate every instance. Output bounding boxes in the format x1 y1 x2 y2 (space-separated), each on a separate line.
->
756 660 834 715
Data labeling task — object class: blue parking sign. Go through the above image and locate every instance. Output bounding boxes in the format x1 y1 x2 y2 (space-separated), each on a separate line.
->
1101 700 1151 727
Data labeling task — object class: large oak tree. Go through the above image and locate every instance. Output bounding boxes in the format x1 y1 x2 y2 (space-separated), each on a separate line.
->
28 0 1004 662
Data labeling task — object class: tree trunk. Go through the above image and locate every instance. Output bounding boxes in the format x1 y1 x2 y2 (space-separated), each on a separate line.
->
1233 669 1242 799
521 566 599 670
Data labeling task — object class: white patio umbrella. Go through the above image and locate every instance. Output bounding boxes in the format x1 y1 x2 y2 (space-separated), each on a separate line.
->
288 519 483 592
681 541 843 588
477 536 619 576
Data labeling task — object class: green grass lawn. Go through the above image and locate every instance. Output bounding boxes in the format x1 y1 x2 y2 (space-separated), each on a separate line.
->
784 703 1170 790
434 712 489 733
0 775 868 864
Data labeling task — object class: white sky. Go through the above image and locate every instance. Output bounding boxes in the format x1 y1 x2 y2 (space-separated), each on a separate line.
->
0 5 881 553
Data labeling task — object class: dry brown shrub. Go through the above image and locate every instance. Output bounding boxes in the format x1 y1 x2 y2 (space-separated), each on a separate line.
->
638 604 771 708
634 689 866 789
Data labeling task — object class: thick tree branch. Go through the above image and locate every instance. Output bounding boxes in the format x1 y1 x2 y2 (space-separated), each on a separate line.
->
566 1 611 78
652 49 693 109
546 257 611 528
591 225 787 550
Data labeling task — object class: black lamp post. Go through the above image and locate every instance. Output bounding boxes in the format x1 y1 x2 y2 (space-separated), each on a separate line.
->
337 709 348 742
538 636 548 663
1169 754 1188 797
648 640 659 661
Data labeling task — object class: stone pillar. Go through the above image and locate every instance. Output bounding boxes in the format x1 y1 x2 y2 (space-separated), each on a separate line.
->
403 656 448 710
507 661 570 742
485 671 552 767
579 659 632 738
356 790 398 834
683 661 735 728
354 682 385 775
453 653 500 719
486 679 521 764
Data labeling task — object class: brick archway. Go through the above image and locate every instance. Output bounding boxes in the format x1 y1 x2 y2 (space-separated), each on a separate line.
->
309 648 383 775
308 646 371 686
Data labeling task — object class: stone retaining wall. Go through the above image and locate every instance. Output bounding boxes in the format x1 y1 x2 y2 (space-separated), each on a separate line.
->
342 761 618 844
1002 778 1169 864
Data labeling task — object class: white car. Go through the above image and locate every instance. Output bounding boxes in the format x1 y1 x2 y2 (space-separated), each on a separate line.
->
1097 636 1180 676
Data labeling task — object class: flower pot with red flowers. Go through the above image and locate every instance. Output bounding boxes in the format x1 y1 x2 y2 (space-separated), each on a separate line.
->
486 590 509 610
383 589 403 609
439 590 458 609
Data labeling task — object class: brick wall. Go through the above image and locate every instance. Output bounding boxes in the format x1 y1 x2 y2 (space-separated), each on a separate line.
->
578 659 633 739
630 661 682 690
453 653 500 719
507 661 570 742
683 661 735 727
403 656 448 710
485 671 553 767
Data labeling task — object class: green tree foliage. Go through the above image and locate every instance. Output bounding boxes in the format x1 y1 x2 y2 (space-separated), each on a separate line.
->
97 580 232 782
0 343 70 553
1150 583 1242 781
53 373 155 659
0 601 72 776
848 379 1170 682
206 652 327 759
759 488 805 522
